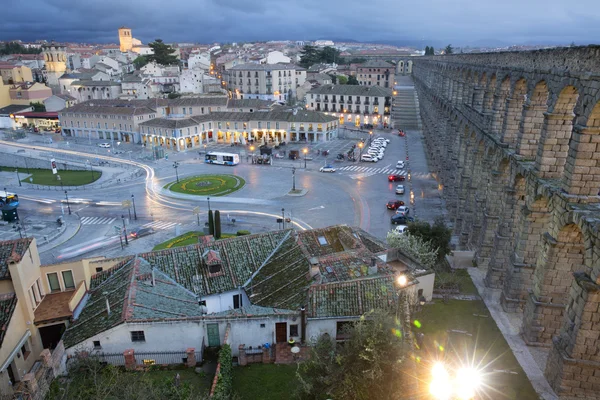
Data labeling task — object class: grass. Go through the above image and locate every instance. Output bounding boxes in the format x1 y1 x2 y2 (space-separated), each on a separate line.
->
232 364 298 400
434 269 479 295
152 231 239 251
0 166 101 186
415 299 539 400
165 174 245 196
145 367 214 396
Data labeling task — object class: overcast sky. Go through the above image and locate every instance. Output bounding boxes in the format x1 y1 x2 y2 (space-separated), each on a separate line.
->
1 0 599 46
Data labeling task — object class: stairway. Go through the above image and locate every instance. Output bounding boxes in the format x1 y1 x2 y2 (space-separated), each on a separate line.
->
392 76 421 130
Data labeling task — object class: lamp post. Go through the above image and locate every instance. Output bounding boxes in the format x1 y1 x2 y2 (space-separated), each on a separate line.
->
369 130 373 146
358 142 363 161
396 274 411 344
64 190 71 215
24 157 30 174
292 167 296 191
15 169 21 187
121 215 128 245
207 197 211 212
282 208 285 229
173 161 180 183
303 148 308 168
131 194 137 220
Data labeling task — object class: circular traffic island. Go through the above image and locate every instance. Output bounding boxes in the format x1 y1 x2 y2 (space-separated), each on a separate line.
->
164 174 246 196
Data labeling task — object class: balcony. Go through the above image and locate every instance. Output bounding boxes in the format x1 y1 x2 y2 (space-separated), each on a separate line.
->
355 100 362 105
373 100 380 106
332 98 337 103
316 97 322 102
347 99 353 104
364 100 370 105
323 98 329 103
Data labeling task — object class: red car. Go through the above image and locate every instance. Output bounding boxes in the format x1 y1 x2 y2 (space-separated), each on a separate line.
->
386 200 405 210
398 130 405 137
388 174 406 182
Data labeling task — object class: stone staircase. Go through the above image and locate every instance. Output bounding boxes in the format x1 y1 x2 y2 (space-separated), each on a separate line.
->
392 76 422 130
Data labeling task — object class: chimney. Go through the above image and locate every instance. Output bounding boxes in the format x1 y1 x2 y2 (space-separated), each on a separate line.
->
103 291 111 315
368 258 378 275
300 307 306 343
151 267 155 286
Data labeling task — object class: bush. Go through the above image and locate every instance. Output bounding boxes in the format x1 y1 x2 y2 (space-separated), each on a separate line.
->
208 210 214 236
212 344 233 400
236 230 251 236
214 210 221 239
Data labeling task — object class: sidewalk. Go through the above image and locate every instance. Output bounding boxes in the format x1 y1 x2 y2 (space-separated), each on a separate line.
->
37 214 82 253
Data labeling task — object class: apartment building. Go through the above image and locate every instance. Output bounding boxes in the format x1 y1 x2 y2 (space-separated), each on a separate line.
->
356 60 395 88
0 63 33 85
224 63 306 102
306 85 393 127
9 82 52 106
139 109 338 150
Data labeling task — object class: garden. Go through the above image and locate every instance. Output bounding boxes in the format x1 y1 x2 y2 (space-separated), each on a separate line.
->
164 174 245 196
1 167 101 186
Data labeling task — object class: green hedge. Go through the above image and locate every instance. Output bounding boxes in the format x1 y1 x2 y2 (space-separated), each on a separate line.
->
236 230 251 236
212 344 233 400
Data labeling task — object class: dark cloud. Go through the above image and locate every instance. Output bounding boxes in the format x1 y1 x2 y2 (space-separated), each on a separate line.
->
1 0 599 46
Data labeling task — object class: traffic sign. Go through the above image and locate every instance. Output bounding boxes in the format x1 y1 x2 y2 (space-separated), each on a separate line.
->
193 206 201 215
122 200 132 209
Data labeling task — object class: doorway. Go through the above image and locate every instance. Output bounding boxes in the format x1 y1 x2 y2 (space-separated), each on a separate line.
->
39 323 66 349
275 322 287 343
207 324 220 347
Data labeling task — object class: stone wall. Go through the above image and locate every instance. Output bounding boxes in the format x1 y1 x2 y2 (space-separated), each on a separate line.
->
0 150 87 171
413 46 600 399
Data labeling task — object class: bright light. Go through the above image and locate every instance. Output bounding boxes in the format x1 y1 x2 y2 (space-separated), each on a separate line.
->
455 368 481 400
430 363 452 400
303 148 308 154
397 275 407 287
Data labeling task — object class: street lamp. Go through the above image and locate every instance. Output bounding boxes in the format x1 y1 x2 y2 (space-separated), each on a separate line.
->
207 197 211 212
131 194 137 220
292 167 296 191
358 142 363 160
173 161 180 183
64 190 71 215
369 130 373 146
15 169 21 187
121 215 128 245
396 274 410 343
302 148 308 168
282 208 285 229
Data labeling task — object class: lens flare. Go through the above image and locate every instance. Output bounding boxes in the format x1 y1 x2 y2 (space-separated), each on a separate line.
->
455 367 481 400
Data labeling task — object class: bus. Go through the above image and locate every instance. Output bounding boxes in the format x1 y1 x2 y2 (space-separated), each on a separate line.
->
0 190 19 208
205 152 240 166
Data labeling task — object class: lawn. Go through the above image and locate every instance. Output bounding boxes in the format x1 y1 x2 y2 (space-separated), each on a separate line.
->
434 268 479 295
415 299 539 399
165 174 245 196
152 231 238 251
145 367 214 397
1 167 101 186
232 364 298 400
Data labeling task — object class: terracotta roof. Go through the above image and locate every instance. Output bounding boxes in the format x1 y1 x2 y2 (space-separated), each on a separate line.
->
0 238 32 280
168 97 229 107
34 290 74 325
317 251 390 283
229 63 305 71
308 84 392 97
0 293 18 347
357 60 396 69
70 80 121 87
226 99 273 109
207 304 296 318
297 225 363 258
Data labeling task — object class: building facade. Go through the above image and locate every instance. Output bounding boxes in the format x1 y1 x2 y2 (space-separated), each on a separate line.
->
224 63 306 102
41 43 68 86
0 63 33 85
356 60 395 88
118 27 133 53
9 82 53 106
306 85 393 127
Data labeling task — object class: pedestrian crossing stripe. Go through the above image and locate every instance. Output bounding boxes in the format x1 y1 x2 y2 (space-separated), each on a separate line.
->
142 221 182 230
81 217 116 225
347 171 432 180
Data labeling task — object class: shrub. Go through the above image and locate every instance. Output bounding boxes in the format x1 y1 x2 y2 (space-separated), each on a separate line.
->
236 230 251 236
214 210 221 239
208 210 214 236
212 344 233 400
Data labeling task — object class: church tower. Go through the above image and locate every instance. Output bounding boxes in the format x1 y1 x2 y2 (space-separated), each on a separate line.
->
41 42 68 86
119 27 133 53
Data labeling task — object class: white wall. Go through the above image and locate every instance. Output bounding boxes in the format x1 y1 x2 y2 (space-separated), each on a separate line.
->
179 68 204 94
414 272 435 301
203 288 250 314
264 51 291 65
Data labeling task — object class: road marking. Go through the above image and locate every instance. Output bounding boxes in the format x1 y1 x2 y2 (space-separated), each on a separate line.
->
81 217 116 225
142 220 181 230
308 205 325 211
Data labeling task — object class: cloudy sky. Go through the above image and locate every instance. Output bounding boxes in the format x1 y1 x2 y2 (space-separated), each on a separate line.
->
1 0 599 46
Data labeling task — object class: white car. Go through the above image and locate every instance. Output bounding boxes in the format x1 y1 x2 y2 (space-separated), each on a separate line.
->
393 225 408 234
396 161 405 169
374 141 387 147
395 206 410 216
98 143 111 148
396 184 405 194
319 165 336 173
361 154 377 162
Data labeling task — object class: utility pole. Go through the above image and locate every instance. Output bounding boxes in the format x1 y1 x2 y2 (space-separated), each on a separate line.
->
64 190 71 215
282 208 285 229
121 215 128 245
292 167 296 191
131 194 137 220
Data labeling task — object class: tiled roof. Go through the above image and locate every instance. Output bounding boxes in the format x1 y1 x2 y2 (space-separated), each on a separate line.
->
54 94 77 101
34 290 73 325
307 276 399 318
317 251 391 283
245 232 311 309
139 117 205 129
229 63 304 71
357 60 396 69
308 84 392 97
58 72 99 80
167 97 229 107
90 256 135 289
207 304 296 318
0 238 32 280
0 104 32 116
0 293 18 347
60 101 157 117
226 99 273 109
353 229 388 254
297 225 363 258
70 80 121 87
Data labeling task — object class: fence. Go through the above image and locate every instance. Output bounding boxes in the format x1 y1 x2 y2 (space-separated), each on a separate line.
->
96 343 204 368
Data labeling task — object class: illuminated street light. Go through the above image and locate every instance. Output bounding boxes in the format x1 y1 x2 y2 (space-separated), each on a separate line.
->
429 363 482 400
397 274 407 287
303 148 308 168
430 363 452 400
455 368 481 400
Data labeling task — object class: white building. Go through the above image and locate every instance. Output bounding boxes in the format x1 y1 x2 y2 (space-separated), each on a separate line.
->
44 94 77 112
261 51 291 65
179 67 207 94
187 51 211 70
314 40 334 47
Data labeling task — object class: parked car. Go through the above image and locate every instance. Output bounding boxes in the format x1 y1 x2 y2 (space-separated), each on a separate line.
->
98 143 111 148
391 214 414 225
386 200 405 210
395 184 405 194
319 165 336 173
130 227 156 239
33 127 39 133
361 154 377 162
44 126 53 131
395 206 410 216
396 161 405 169
373 140 387 147
54 128 61 133
388 174 405 182
393 225 408 234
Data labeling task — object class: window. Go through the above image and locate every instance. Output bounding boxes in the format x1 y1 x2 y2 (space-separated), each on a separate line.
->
183 108 186 115
62 270 75 290
289 324 299 337
21 343 30 360
267 122 271 129
233 294 242 309
317 236 328 246
276 122 279 129
209 263 222 274
47 273 61 292
336 321 353 339
258 122 262 129
96 267 102 273
93 341 102 350
260 323 266 328
189 107 192 115
131 331 146 342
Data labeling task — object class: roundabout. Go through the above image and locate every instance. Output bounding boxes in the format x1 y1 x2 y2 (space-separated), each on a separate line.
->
164 174 246 196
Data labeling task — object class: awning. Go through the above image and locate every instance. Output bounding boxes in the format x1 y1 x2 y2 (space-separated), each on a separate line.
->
13 112 59 120
0 330 31 372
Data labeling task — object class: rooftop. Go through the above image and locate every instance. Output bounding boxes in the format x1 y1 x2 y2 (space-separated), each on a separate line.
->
0 238 32 280
207 304 297 318
229 63 305 71
0 104 32 116
34 290 74 325
308 84 392 97
226 99 274 110
357 60 396 69
0 293 18 347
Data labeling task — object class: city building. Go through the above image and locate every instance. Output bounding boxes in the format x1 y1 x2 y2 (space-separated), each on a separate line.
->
356 60 395 87
0 63 33 85
41 43 68 86
306 85 393 127
43 94 78 112
0 79 10 108
8 82 53 106
0 104 33 129
118 27 133 53
224 63 306 102
67 80 122 102
261 51 291 64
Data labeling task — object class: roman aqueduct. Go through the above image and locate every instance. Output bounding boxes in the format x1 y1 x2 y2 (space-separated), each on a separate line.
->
413 47 600 399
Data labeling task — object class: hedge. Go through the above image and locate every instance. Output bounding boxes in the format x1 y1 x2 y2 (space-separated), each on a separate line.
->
212 344 233 400
236 230 251 236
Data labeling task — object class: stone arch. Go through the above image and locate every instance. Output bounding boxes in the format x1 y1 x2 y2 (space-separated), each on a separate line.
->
522 222 587 345
516 80 549 159
482 74 496 114
490 75 511 136
500 77 528 147
534 85 579 180
462 70 473 106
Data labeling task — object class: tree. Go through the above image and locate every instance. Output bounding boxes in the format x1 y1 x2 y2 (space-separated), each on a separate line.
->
286 89 294 106
424 46 435 56
214 210 221 239
29 102 45 112
328 74 337 84
297 310 410 400
444 44 454 54
347 75 359 85
0 42 42 55
167 92 181 99
347 57 367 64
406 216 452 262
386 231 438 270
208 210 214 236
337 75 348 85
133 55 149 69
299 44 320 68
146 39 179 66
319 46 342 64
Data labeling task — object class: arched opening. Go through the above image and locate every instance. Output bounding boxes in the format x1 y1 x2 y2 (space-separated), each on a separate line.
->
562 101 600 195
500 78 527 148
482 74 496 114
491 76 511 136
516 80 549 159
534 85 579 179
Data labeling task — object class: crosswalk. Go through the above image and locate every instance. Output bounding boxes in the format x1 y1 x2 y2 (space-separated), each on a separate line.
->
80 217 181 231
335 165 432 180
81 217 116 225
141 220 182 230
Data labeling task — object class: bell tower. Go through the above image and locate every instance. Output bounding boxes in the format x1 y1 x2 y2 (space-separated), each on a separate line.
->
42 42 68 86
119 27 133 53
